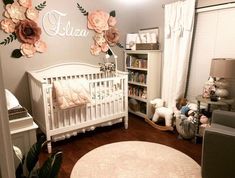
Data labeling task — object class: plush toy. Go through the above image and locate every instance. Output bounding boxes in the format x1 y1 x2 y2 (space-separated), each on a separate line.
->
176 98 188 110
150 98 174 127
200 115 209 127
176 98 197 117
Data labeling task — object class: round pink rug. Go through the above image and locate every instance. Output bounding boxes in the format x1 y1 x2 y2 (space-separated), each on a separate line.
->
70 141 201 178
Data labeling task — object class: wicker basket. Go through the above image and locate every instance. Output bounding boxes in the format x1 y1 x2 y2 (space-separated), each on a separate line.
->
136 43 159 50
8 107 28 120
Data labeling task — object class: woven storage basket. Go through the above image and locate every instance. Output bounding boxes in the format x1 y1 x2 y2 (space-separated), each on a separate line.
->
8 107 28 120
136 43 159 50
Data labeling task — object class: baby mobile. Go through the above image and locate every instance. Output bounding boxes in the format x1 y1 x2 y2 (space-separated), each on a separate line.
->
77 3 123 72
0 0 47 58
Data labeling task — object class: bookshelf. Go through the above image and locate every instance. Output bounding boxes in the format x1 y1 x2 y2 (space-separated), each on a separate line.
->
125 50 162 119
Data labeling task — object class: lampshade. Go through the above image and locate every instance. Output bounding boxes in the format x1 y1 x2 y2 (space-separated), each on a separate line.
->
210 58 235 78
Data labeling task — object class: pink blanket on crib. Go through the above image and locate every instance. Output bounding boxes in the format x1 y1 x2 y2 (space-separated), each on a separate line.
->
53 79 91 109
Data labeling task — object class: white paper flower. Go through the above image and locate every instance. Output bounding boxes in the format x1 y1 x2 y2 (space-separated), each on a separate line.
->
93 33 106 46
5 2 26 23
26 8 39 21
20 43 36 57
90 44 101 55
0 19 15 33
34 40 47 53
18 0 32 8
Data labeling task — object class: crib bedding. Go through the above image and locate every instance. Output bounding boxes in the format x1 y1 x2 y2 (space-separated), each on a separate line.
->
53 79 123 109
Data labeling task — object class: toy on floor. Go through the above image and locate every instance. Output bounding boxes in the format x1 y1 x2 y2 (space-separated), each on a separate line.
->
147 98 173 130
175 98 197 139
176 98 197 116
200 115 210 127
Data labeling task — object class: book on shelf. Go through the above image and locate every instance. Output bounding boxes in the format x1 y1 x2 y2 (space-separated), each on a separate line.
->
128 71 147 84
126 55 147 69
128 86 147 99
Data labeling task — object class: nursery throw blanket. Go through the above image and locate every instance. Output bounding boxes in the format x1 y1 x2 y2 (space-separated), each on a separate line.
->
53 79 91 109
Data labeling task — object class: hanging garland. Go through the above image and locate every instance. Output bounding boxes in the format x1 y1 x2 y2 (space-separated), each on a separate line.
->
77 3 123 56
0 0 47 58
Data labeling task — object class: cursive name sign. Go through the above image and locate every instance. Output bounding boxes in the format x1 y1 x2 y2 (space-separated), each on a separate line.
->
42 10 89 37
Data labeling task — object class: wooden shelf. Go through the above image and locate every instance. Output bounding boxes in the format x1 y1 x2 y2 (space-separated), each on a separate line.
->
128 95 147 103
126 67 147 71
128 81 147 87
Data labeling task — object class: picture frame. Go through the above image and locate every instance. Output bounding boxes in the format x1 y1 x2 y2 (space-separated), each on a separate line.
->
138 27 159 43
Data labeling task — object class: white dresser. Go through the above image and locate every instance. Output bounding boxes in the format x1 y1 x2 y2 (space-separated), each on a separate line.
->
9 113 38 156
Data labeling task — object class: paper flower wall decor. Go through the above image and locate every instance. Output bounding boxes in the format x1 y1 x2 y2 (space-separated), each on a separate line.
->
77 3 123 56
0 0 47 58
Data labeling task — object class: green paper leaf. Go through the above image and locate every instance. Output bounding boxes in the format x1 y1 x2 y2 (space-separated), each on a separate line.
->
110 10 116 17
35 1 47 11
116 42 124 48
77 3 88 16
0 32 17 46
107 49 113 56
11 49 23 58
3 0 14 5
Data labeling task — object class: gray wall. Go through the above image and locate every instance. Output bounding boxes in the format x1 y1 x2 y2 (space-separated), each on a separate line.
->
0 0 138 111
1 0 234 111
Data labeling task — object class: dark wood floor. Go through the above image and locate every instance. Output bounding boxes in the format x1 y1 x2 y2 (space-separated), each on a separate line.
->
39 114 202 178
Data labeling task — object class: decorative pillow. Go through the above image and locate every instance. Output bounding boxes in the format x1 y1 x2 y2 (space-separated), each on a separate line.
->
53 79 91 109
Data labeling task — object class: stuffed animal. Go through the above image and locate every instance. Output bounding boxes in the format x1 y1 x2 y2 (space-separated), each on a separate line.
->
150 98 174 127
176 98 188 110
200 115 209 127
176 98 197 117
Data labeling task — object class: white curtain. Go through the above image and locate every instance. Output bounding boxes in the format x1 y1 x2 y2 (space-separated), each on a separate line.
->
162 0 195 109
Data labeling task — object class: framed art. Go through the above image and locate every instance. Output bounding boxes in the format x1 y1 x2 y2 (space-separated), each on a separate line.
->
138 27 159 43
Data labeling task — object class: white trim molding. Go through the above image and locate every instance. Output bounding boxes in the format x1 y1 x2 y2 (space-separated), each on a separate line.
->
0 57 15 178
196 2 235 13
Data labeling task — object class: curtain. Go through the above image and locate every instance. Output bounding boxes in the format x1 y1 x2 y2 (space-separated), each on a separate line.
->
162 0 196 109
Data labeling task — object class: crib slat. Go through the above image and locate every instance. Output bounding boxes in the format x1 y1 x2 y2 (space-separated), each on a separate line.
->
109 80 112 115
48 88 55 130
104 80 107 116
99 81 102 118
95 81 98 119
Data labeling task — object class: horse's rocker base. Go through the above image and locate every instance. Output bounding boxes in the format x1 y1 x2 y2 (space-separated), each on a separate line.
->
145 117 174 131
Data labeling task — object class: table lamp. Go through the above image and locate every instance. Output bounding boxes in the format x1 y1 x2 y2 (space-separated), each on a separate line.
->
210 58 235 99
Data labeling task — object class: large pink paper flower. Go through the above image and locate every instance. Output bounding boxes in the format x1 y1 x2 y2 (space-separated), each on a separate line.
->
34 40 47 53
15 19 41 44
108 16 117 27
20 43 36 57
90 44 101 55
26 8 39 21
0 19 15 33
105 27 120 46
5 2 26 23
87 10 109 33
18 0 32 8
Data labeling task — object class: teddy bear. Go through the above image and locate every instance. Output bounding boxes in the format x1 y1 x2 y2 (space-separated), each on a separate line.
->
150 98 174 127
176 98 197 117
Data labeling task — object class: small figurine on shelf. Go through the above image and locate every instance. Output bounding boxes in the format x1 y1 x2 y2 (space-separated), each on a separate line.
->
202 77 216 98
141 88 147 99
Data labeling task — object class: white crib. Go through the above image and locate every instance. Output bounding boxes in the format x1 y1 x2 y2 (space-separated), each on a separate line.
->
28 62 128 153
